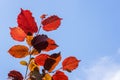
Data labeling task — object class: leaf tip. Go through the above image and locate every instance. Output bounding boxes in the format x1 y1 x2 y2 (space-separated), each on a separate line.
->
20 8 23 11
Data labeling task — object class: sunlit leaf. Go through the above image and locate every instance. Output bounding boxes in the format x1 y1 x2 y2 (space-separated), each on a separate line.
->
20 60 27 66
40 14 47 20
29 58 38 71
31 48 40 55
10 27 26 42
52 71 68 80
62 56 80 71
42 15 62 31
44 52 61 72
31 34 48 52
8 70 23 80
43 73 52 80
8 45 29 58
17 8 38 34
43 38 58 51
35 54 49 66
26 35 33 46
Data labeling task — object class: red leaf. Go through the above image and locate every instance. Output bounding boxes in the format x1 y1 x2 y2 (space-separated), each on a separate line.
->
17 8 38 34
44 52 61 72
42 15 62 31
43 38 58 51
35 54 49 66
62 56 80 71
52 71 68 80
40 14 47 20
31 34 48 52
8 70 23 80
10 27 26 42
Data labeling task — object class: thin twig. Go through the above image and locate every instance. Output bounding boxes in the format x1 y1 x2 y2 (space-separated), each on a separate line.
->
36 25 42 35
24 24 42 79
24 47 32 79
24 54 32 79
51 67 62 73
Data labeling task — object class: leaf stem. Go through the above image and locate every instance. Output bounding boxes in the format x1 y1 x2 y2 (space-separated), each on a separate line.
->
51 67 62 73
24 24 42 79
36 25 42 35
24 47 32 79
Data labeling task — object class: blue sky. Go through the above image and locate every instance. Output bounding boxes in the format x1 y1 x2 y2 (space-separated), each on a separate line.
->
0 0 120 80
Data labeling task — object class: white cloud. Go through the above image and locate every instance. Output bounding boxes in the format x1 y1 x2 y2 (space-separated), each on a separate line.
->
84 56 120 80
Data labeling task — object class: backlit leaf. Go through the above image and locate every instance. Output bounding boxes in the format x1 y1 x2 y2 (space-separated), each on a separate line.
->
8 70 23 80
41 15 62 31
31 48 39 55
17 8 38 34
52 71 68 80
10 27 26 42
31 34 48 52
40 14 47 20
62 56 80 71
8 45 29 58
43 73 52 80
29 59 38 71
43 38 58 51
26 35 33 46
35 54 49 66
20 60 27 66
44 52 61 72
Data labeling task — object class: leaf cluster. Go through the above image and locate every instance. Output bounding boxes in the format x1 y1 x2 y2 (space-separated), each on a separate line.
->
8 8 80 80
